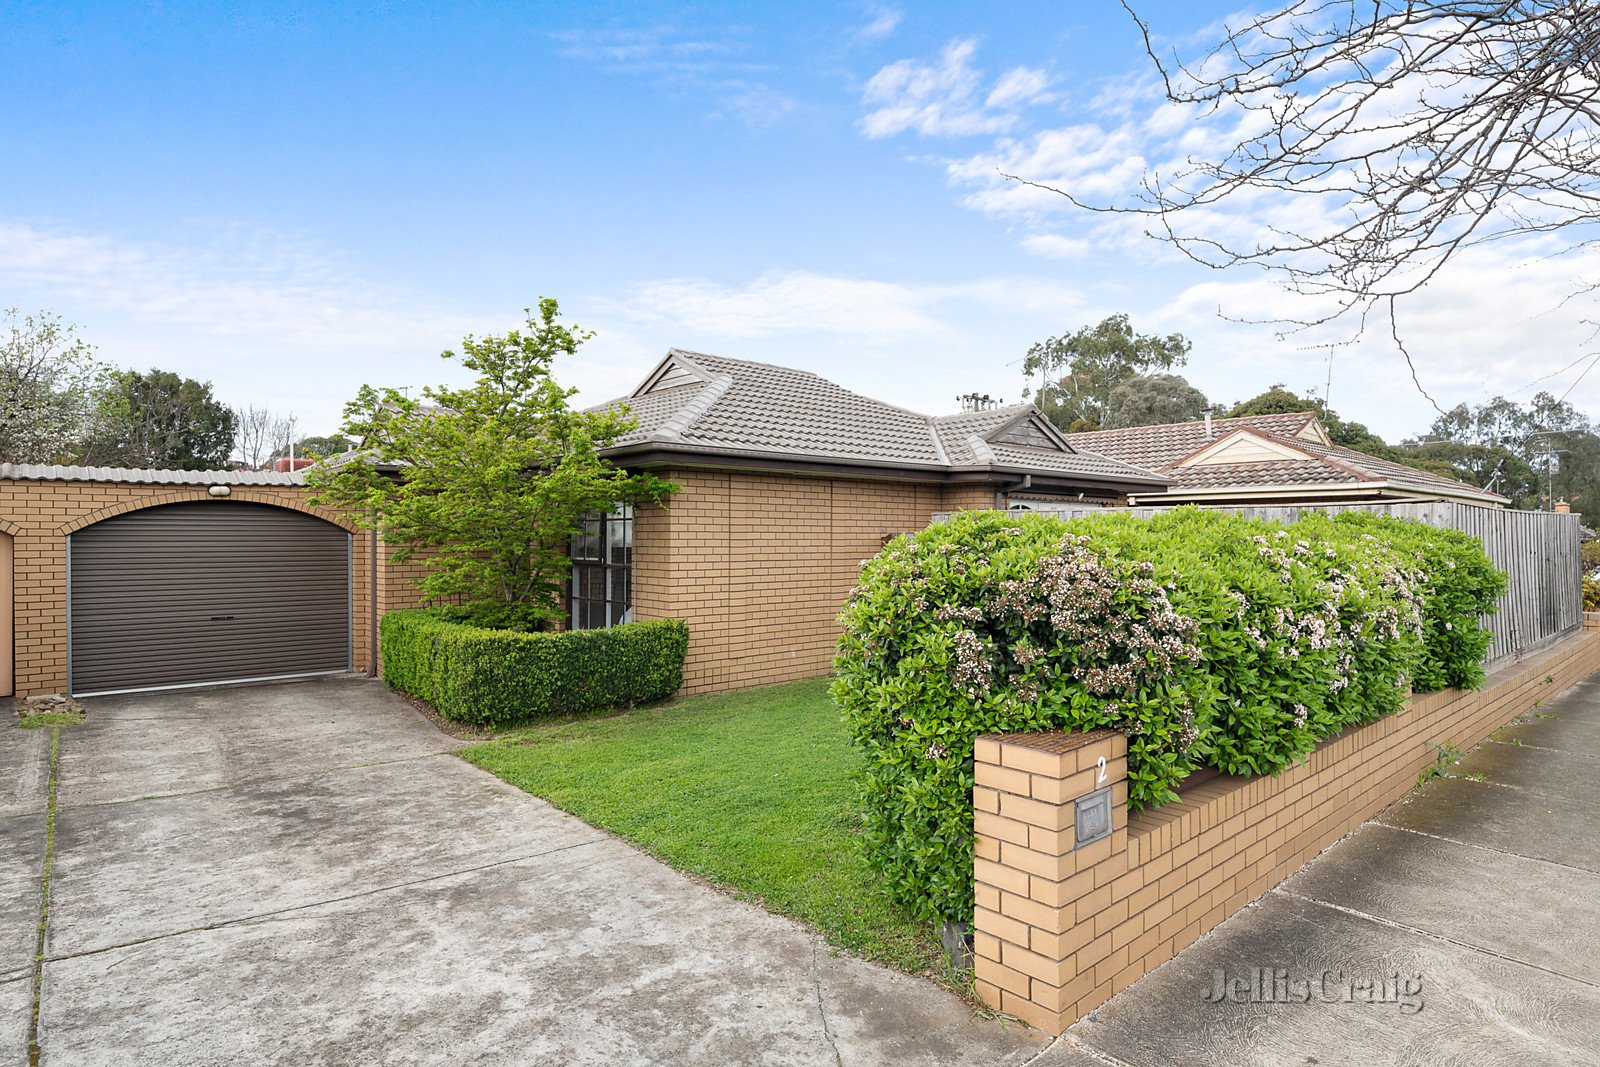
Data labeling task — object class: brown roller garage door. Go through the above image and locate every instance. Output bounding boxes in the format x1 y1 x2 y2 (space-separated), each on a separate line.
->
68 502 351 696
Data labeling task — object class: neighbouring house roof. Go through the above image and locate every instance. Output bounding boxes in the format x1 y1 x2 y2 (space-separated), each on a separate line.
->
0 463 307 486
592 350 1170 491
1068 413 1507 505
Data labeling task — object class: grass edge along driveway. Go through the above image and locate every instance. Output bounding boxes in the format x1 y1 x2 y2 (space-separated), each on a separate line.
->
459 678 945 977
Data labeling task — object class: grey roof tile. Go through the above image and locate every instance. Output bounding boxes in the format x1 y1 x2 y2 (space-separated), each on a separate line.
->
593 350 1169 486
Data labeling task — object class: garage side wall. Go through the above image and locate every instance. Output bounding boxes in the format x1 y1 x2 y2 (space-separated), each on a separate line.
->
631 468 1007 695
0 480 377 697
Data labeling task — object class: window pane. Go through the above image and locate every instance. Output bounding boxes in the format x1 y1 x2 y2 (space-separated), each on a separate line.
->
607 516 631 566
572 518 601 561
575 565 605 603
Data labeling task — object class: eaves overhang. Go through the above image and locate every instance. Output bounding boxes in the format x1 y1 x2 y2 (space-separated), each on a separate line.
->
600 443 1171 492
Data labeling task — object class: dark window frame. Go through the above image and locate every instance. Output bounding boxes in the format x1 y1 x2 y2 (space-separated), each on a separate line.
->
569 504 633 629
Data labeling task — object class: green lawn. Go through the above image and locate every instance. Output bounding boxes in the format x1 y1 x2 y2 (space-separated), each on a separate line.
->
459 678 945 975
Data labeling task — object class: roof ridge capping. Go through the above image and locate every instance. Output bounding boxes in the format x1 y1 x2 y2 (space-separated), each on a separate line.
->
649 372 734 442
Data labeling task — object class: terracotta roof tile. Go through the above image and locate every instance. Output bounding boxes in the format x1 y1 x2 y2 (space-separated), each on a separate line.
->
1068 414 1503 503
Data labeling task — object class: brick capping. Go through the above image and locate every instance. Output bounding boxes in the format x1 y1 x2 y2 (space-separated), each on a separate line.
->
973 625 1600 1034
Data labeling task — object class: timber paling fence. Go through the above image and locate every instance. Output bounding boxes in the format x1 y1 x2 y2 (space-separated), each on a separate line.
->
948 500 1583 671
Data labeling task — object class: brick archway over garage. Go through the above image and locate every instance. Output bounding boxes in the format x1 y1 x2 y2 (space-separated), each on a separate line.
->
57 489 359 536
0 471 396 696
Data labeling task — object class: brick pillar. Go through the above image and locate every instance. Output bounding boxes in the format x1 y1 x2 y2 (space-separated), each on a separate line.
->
972 729 1130 1034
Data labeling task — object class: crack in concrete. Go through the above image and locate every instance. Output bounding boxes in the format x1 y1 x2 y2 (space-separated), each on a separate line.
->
1374 821 1600 876
1486 738 1600 762
1057 1033 1140 1067
26 726 62 1067
1272 887 1600 991
49 747 467 816
810 940 844 1067
41 836 611 967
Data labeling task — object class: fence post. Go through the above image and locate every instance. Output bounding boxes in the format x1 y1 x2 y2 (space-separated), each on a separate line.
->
972 729 1130 1034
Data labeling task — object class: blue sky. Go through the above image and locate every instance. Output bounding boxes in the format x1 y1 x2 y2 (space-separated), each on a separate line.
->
2 2 1587 445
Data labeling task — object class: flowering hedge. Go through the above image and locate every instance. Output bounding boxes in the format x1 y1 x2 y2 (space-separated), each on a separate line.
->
832 507 1504 924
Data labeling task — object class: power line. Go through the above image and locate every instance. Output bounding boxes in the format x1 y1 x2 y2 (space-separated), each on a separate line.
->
1555 349 1600 407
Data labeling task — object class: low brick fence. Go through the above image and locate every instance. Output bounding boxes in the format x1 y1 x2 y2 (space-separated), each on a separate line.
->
972 618 1600 1033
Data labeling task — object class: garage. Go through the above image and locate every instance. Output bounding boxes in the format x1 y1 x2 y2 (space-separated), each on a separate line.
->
68 501 352 696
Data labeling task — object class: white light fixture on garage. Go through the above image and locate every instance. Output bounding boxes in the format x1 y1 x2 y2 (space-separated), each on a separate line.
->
208 485 231 497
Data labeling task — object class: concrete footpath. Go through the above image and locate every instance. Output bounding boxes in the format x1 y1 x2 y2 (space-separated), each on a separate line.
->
7 670 1600 1065
1033 670 1600 1066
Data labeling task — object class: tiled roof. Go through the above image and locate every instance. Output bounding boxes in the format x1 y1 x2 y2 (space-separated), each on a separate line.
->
594 350 1170 487
0 463 307 486
1068 413 1319 468
1068 414 1504 503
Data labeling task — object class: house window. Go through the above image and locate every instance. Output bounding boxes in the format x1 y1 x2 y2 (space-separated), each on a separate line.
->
570 504 632 629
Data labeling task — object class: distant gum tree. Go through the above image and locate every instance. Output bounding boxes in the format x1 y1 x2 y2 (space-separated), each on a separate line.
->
1022 313 1192 432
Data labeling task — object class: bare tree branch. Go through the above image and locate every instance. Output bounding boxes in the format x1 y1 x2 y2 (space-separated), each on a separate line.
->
1025 2 1600 366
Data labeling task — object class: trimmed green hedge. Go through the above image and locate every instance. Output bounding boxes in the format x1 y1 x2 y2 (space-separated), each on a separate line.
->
381 610 688 725
832 507 1505 924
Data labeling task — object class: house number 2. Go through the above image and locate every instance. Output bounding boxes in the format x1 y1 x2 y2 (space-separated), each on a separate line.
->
1096 756 1108 785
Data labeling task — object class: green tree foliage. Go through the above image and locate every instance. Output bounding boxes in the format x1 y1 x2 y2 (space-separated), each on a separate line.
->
1103 372 1210 429
834 508 1503 923
0 308 110 464
1022 314 1191 432
80 369 237 470
269 434 354 465
1411 392 1600 512
306 299 676 628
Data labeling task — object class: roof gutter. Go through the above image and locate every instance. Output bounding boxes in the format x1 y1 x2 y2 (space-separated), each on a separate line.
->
1129 480 1505 507
601 444 1170 491
998 473 1032 509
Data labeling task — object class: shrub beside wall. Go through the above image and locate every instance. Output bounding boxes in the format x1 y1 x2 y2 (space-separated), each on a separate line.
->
833 508 1504 924
382 609 689 725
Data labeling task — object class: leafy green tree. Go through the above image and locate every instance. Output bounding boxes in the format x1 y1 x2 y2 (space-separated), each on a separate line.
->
80 369 237 470
1397 440 1540 509
1103 373 1210 430
1022 314 1191 432
1417 392 1600 512
270 434 354 465
0 308 110 464
306 299 676 628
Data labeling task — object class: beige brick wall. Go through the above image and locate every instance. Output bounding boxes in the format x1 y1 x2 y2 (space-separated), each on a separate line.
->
0 479 384 696
632 468 999 694
973 628 1600 1034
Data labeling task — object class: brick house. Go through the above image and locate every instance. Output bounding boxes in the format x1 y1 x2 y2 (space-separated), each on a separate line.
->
1 358 1504 703
581 350 1171 694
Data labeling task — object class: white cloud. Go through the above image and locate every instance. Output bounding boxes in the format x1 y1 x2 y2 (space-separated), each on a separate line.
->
581 268 1098 415
0 218 487 436
604 269 1091 343
551 24 795 130
0 220 472 349
859 39 1055 139
854 6 902 42
1019 234 1092 259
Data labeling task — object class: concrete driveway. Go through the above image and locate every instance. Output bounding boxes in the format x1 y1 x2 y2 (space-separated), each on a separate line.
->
5 678 1050 1067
